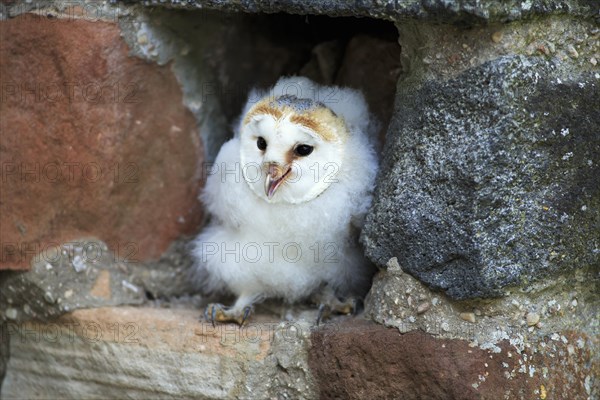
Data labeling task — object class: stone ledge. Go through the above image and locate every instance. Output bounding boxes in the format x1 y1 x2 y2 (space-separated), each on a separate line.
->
1 306 596 399
0 306 317 399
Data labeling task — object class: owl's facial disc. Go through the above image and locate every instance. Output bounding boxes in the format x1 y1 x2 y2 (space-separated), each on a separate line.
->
240 105 346 204
265 163 291 198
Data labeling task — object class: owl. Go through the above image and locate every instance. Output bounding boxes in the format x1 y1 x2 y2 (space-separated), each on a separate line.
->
192 77 379 325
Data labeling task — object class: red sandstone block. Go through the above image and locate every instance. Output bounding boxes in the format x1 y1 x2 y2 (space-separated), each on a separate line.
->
0 14 204 270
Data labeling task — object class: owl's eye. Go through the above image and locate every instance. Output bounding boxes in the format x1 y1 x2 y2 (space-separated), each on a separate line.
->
294 144 314 157
257 136 267 151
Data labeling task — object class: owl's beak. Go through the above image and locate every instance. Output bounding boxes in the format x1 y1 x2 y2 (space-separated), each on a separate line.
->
265 164 291 198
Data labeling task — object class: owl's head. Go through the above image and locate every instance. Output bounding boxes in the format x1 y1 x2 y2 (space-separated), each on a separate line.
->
239 94 348 204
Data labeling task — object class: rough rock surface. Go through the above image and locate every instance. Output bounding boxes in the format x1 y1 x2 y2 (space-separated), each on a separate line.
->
365 258 599 343
0 240 145 323
2 306 594 400
362 19 600 299
117 0 599 22
0 14 204 270
364 257 598 396
309 319 597 400
0 307 317 399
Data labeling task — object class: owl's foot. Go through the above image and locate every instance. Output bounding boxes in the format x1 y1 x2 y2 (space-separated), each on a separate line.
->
315 297 363 326
203 303 253 326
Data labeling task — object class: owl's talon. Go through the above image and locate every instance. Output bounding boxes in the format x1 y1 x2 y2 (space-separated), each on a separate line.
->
241 306 253 326
203 303 228 326
204 303 253 326
316 303 331 326
211 303 218 327
314 296 362 325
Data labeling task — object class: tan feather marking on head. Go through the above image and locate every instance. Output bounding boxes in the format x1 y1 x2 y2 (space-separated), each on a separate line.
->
291 108 348 142
289 114 321 135
243 97 348 142
243 99 283 125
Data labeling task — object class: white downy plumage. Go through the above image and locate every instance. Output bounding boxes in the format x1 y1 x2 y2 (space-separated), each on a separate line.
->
192 76 379 321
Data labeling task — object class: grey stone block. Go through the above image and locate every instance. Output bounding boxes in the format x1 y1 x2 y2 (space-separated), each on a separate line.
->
116 0 599 23
362 55 600 299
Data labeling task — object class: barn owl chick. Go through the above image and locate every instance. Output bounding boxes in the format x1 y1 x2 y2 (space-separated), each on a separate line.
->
192 77 378 325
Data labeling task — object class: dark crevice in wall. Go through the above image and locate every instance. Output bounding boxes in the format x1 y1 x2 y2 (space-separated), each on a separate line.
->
205 13 400 151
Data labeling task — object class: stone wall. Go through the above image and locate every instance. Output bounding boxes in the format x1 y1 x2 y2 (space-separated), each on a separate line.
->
1 0 598 399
